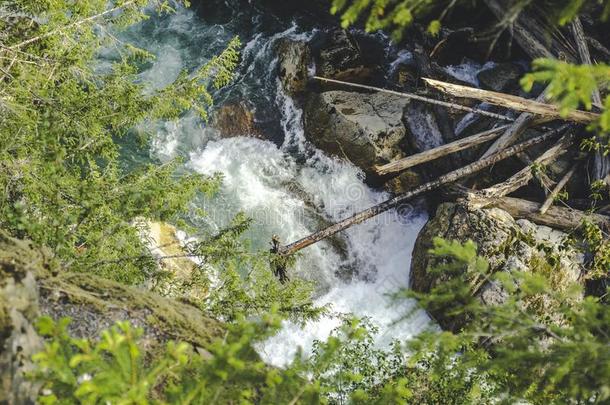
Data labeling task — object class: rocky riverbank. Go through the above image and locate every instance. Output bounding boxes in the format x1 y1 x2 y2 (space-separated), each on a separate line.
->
272 17 605 329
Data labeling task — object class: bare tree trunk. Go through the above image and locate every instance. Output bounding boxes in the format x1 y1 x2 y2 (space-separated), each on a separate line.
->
469 131 574 204
313 76 515 122
374 124 510 175
481 90 549 158
482 0 577 62
423 78 598 124
493 197 610 231
539 163 579 215
277 125 568 256
571 17 610 186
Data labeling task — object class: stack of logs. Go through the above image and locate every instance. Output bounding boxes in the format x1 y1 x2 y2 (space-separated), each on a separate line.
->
274 4 609 259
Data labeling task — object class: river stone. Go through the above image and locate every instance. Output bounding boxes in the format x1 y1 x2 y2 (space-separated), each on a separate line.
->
476 63 524 92
211 102 263 138
410 202 582 332
317 30 377 83
303 90 411 175
276 38 311 97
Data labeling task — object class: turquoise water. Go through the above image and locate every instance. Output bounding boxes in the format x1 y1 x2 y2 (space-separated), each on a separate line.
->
122 3 431 366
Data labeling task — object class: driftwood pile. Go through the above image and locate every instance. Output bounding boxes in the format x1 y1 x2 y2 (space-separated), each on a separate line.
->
273 4 609 262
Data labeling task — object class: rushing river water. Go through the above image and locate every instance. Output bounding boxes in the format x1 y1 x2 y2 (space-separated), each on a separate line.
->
122 2 431 367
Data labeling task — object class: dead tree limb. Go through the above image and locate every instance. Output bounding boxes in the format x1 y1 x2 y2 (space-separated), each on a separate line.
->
494 196 610 231
539 163 579 215
277 125 569 256
374 125 510 175
482 0 577 62
469 131 574 204
422 78 599 124
571 18 602 108
313 76 515 122
571 17 610 186
481 90 549 158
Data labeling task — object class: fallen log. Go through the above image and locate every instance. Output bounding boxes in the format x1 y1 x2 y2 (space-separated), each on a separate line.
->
374 124 510 175
482 0 577 62
481 90 549 158
539 163 579 215
571 17 610 185
277 126 568 256
422 78 599 124
312 76 515 122
494 196 610 231
471 130 574 203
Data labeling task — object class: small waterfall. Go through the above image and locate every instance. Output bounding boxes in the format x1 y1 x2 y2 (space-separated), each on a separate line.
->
122 4 432 367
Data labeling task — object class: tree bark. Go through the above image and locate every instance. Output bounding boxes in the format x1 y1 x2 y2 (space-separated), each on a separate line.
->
313 76 514 122
374 124 510 175
470 131 574 203
493 196 610 231
571 17 610 186
277 125 568 256
423 78 598 124
481 90 549 158
482 0 577 62
539 163 579 215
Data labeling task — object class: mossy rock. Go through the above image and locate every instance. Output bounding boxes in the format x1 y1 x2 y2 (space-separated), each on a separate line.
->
0 230 224 403
410 202 582 332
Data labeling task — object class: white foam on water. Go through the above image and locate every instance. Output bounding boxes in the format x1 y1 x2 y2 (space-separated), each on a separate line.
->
132 4 432 368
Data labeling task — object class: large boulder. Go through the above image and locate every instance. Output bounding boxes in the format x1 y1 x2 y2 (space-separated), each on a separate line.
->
476 63 524 92
210 102 263 138
276 39 311 97
0 232 223 403
303 90 413 178
316 30 379 84
410 202 582 331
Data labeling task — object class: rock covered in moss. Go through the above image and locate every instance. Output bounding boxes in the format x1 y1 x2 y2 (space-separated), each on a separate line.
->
410 203 583 331
0 231 224 402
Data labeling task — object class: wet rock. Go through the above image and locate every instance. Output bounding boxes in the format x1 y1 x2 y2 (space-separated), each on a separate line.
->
211 102 263 138
276 38 311 97
316 30 378 84
303 90 411 176
410 202 583 332
385 171 422 194
476 63 524 92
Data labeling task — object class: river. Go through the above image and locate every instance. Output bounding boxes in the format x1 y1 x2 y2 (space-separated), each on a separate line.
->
120 1 432 367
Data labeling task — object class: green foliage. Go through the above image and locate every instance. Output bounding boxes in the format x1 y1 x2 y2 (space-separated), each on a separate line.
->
330 0 609 40
581 220 610 279
0 0 319 324
31 239 610 403
406 238 610 404
0 0 239 284
31 312 327 404
330 0 444 40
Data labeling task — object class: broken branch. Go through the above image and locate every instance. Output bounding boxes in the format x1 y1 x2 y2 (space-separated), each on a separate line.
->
277 125 568 256
374 124 510 175
470 131 574 203
313 76 515 122
539 163 579 215
423 78 599 124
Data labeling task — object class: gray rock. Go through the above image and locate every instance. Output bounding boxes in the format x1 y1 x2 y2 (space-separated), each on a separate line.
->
317 30 377 83
303 90 411 175
276 39 311 97
477 63 524 92
410 202 583 331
